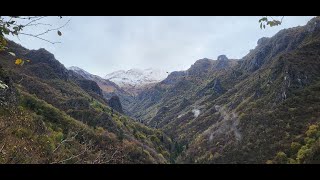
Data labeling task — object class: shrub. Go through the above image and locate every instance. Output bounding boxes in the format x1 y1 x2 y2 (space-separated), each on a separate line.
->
287 158 298 164
13 127 33 139
149 135 160 144
266 160 273 164
135 132 146 140
275 151 287 164
297 145 312 163
95 126 105 135
290 142 302 155
306 124 318 137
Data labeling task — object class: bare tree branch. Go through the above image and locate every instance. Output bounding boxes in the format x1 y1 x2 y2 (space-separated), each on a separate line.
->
52 150 87 164
23 16 47 27
13 16 41 20
34 19 70 37
25 23 53 27
0 143 5 153
19 33 61 44
52 131 79 153
105 148 120 163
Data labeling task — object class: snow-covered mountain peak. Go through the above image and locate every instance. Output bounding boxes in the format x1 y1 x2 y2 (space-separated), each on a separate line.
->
104 68 168 87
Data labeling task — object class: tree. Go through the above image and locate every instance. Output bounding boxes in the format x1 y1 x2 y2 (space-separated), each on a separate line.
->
0 16 69 65
259 16 284 29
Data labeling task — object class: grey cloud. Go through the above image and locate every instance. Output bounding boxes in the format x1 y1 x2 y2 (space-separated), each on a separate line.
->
8 16 314 77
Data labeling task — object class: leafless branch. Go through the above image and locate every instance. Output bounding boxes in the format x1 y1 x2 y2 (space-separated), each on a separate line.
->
93 151 103 163
0 143 5 153
34 19 70 37
52 131 79 153
25 23 52 27
19 33 61 44
105 149 120 163
17 76 24 84
268 16 275 21
14 16 41 20
52 150 87 164
51 135 93 164
23 16 47 27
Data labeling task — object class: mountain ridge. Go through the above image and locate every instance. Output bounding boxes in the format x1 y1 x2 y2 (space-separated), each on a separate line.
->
1 16 320 164
0 41 172 164
104 68 168 95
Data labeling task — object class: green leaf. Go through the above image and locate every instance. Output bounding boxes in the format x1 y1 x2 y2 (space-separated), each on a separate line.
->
3 28 10 35
263 25 266 29
260 23 262 29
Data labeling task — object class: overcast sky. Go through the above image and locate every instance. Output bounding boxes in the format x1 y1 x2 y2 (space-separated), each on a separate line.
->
8 16 314 77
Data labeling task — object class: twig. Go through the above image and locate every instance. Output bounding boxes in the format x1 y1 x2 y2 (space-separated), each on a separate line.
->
25 23 52 27
93 151 103 163
52 131 79 153
17 76 24 84
19 33 61 44
268 16 275 21
34 19 70 37
23 16 47 27
13 16 40 20
106 149 119 163
52 150 86 164
0 143 5 153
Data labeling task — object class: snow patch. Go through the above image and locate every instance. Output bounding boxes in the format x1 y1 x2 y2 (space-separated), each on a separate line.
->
104 68 168 87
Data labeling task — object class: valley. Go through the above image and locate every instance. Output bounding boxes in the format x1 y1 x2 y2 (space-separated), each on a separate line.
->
1 16 320 164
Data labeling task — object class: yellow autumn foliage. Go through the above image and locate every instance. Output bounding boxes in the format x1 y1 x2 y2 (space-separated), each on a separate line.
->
15 59 24 65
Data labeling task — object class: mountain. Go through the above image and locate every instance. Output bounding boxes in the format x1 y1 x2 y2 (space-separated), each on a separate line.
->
69 66 122 94
105 68 168 95
127 56 238 126
1 17 320 164
125 17 320 164
0 42 172 164
68 66 136 116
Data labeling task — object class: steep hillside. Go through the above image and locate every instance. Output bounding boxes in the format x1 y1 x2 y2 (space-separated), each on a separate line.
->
68 66 135 115
128 56 238 126
128 17 320 164
0 42 172 164
1 17 320 164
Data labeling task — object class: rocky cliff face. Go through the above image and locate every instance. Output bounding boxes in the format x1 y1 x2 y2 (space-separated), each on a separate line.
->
107 95 124 114
68 66 135 115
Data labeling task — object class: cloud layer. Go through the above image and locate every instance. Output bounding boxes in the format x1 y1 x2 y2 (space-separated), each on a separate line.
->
8 16 314 76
